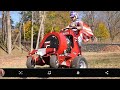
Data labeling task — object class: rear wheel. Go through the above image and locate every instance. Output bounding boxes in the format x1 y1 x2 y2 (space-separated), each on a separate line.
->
71 56 88 68
50 55 59 68
26 57 35 68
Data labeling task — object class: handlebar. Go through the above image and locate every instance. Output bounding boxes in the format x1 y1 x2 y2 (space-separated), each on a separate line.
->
65 27 77 30
62 27 77 31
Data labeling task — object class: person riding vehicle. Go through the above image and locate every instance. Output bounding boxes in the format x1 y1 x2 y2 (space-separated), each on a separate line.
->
62 11 95 47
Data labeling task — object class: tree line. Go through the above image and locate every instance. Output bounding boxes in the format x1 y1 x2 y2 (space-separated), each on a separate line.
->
0 11 120 54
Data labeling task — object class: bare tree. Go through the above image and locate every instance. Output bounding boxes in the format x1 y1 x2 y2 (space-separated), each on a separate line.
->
103 11 120 41
33 11 40 25
23 22 25 42
19 27 21 51
0 11 7 52
82 11 96 31
6 11 12 54
23 11 26 42
40 11 46 41
2 11 5 41
35 11 42 49
12 32 20 50
2 11 7 44
31 11 34 51
35 11 46 49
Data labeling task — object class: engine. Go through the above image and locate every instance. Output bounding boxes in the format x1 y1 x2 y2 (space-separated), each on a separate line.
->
65 35 73 53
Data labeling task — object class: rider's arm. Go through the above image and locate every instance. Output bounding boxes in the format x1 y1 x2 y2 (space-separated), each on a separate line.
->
66 25 70 28
61 24 72 31
76 21 83 30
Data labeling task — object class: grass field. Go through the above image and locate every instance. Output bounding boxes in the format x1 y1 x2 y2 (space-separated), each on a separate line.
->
0 49 120 79
82 52 120 68
0 51 120 68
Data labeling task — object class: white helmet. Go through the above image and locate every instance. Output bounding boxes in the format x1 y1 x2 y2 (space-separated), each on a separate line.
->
70 11 78 19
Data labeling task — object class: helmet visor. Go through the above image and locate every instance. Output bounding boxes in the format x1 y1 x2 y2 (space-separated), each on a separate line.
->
70 14 75 18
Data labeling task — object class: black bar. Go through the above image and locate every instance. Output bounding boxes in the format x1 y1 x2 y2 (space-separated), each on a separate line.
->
1 68 120 77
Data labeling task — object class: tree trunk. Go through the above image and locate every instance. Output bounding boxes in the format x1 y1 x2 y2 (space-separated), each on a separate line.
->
12 32 20 50
2 11 7 44
40 22 44 41
31 11 34 51
5 11 7 45
2 11 5 41
40 11 46 41
36 11 43 49
90 11 95 31
23 23 26 42
19 21 22 52
6 11 12 54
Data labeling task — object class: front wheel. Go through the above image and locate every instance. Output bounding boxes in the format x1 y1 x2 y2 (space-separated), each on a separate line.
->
50 55 59 68
26 57 35 68
71 56 88 68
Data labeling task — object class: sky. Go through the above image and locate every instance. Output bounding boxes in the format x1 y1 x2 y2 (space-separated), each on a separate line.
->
0 11 21 26
0 11 82 27
10 11 21 26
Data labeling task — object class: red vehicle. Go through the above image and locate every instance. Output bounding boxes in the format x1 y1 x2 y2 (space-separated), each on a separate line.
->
26 28 88 68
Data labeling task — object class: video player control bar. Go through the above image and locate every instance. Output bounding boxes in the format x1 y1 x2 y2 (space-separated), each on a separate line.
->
1 68 120 77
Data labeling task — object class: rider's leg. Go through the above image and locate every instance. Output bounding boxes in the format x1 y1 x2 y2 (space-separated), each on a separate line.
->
78 34 82 47
77 34 83 55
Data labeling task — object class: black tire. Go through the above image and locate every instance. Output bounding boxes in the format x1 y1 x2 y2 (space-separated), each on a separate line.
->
50 55 59 68
71 56 88 68
26 57 35 68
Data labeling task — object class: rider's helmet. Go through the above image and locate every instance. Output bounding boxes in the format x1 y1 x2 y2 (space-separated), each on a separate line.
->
70 11 78 19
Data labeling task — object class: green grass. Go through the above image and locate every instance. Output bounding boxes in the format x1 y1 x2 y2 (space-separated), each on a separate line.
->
83 52 120 68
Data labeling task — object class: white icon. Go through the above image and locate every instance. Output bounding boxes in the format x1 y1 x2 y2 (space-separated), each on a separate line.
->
18 71 23 75
105 71 109 75
47 71 51 75
76 71 80 75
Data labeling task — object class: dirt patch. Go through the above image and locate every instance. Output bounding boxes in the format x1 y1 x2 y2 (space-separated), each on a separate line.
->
0 48 50 68
0 48 28 68
100 45 120 52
